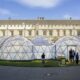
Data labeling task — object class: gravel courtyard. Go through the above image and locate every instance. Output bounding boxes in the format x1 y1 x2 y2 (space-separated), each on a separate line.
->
0 66 80 80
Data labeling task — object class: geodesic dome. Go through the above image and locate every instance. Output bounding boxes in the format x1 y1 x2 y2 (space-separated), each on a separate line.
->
0 36 34 60
54 36 80 59
32 36 52 46
32 36 54 59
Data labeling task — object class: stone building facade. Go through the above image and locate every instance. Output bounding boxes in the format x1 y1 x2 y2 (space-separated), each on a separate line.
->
0 19 80 42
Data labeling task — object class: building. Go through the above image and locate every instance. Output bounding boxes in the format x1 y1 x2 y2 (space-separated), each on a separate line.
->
0 18 80 42
0 18 80 60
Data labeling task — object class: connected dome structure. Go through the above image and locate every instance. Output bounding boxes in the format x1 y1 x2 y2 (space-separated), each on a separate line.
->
0 36 80 60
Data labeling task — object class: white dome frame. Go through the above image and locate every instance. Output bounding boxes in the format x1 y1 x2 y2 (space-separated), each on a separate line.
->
0 36 34 60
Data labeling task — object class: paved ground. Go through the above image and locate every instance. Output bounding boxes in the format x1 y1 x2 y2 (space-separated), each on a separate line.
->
0 66 80 80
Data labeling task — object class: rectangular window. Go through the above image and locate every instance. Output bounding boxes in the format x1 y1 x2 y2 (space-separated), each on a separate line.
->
29 30 32 35
36 30 38 35
3 30 5 36
43 30 46 35
77 30 80 36
11 31 14 36
49 30 52 36
19 30 23 35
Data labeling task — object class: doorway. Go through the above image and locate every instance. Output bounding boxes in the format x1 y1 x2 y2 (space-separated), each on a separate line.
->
67 45 77 60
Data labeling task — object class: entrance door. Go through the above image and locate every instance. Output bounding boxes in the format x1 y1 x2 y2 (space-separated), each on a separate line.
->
67 45 76 60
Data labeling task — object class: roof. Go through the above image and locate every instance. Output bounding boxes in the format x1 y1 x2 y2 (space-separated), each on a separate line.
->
32 36 52 46
0 20 80 25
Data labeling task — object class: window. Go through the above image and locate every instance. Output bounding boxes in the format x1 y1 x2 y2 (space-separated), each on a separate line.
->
29 30 32 35
49 30 52 36
43 30 46 35
1 25 4 27
3 30 5 36
5 25 7 27
36 30 38 35
11 31 14 36
77 30 80 36
12 25 14 27
19 25 21 27
9 25 11 27
19 30 23 35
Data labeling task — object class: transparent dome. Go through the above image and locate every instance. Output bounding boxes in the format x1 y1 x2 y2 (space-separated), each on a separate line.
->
0 36 80 60
54 36 80 59
0 36 34 60
32 36 54 59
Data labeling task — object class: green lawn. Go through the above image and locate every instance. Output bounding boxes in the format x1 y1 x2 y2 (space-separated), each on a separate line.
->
0 59 60 67
0 59 79 67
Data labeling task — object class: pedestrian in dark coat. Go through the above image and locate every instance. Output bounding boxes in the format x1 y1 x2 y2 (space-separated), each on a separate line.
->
72 50 76 62
69 49 73 62
41 53 45 64
76 52 79 64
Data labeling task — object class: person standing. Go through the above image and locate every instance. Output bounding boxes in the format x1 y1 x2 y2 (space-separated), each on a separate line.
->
69 49 73 63
41 53 45 64
72 50 76 62
75 52 79 64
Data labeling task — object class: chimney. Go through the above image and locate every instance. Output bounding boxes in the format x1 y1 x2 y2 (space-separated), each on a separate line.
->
37 17 44 20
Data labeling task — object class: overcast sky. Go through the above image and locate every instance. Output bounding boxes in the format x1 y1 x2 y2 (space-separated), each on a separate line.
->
0 0 80 20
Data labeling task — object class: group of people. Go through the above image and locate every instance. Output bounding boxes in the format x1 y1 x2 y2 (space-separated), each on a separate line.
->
41 49 79 64
69 49 79 64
